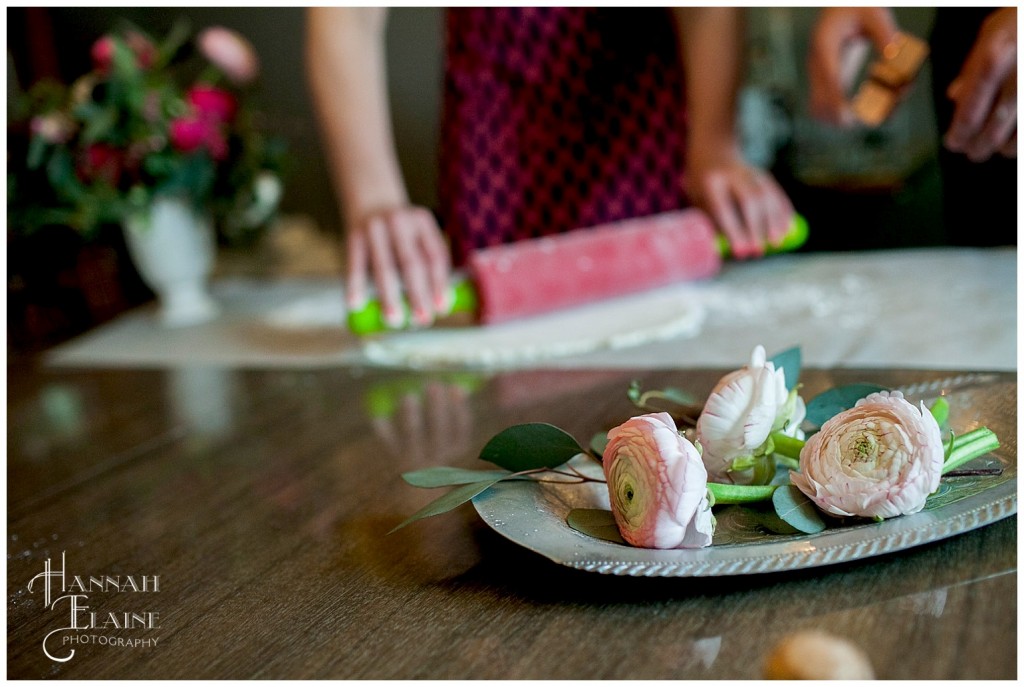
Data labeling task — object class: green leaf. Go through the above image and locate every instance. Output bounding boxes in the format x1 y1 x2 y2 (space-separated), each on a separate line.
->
566 508 626 544
402 467 515 488
589 432 608 462
80 105 118 143
772 485 827 534
769 345 802 390
805 383 888 427
929 396 950 429
389 479 502 534
479 423 584 472
738 506 801 535
26 136 48 170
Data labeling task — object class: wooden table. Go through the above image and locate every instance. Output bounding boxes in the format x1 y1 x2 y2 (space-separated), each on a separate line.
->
7 363 1016 679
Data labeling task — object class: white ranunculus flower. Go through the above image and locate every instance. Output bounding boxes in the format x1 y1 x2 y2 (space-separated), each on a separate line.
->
790 390 943 519
696 345 800 482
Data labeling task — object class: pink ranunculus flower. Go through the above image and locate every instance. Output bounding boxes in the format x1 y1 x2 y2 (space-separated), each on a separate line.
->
197 26 259 85
603 412 714 549
187 85 238 123
696 345 798 482
790 391 943 520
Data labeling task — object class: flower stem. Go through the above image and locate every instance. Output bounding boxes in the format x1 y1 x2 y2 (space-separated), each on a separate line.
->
770 432 805 459
942 427 1000 475
708 482 778 504
775 455 800 471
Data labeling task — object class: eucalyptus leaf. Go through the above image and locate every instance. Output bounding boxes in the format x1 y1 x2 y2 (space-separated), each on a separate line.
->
805 383 889 427
772 485 827 534
769 346 802 390
656 387 697 406
738 506 801 535
389 479 502 534
566 508 626 544
479 422 584 472
589 432 609 462
402 467 515 488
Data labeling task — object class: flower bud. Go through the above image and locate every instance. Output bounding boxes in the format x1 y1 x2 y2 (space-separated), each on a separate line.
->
696 345 800 482
197 26 259 85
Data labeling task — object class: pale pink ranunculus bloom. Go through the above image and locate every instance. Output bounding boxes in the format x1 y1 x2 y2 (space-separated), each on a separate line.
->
790 390 943 519
603 412 714 549
197 26 259 86
696 345 799 482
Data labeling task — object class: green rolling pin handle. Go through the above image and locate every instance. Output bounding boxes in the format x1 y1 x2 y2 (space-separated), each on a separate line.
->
715 212 809 258
347 279 478 336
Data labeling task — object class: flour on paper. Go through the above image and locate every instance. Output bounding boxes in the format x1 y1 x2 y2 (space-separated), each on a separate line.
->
362 286 706 368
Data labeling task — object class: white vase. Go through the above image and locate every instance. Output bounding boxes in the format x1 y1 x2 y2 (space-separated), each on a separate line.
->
123 196 220 327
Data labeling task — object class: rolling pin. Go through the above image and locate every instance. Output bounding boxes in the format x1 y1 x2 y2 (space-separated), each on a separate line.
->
348 210 808 334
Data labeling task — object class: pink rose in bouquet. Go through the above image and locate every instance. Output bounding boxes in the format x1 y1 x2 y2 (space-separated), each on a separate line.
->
603 412 714 549
790 391 943 519
197 26 259 86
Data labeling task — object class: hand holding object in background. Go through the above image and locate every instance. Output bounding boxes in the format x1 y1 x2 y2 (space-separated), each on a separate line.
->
942 7 1016 162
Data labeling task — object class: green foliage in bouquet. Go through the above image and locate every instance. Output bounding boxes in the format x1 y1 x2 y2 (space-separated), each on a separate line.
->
8 20 286 244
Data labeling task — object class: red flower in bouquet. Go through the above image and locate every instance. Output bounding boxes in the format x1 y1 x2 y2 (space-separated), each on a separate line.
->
169 116 228 161
77 143 125 185
186 85 238 123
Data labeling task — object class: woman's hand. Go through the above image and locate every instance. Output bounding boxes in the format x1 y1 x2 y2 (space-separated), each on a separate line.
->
686 145 795 259
345 205 452 328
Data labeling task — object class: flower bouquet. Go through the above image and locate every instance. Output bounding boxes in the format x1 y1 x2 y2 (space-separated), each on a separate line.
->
9 21 285 243
393 346 1005 558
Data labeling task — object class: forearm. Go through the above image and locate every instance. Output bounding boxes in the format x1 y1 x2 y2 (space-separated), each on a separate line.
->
306 7 408 226
673 7 744 158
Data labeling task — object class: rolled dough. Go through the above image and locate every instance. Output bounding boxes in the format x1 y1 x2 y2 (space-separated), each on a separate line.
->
362 285 706 369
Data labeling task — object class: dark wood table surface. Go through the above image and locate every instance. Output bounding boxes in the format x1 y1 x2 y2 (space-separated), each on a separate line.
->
7 362 1017 679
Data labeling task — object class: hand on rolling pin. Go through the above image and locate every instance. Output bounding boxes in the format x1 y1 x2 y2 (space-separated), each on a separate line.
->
943 7 1016 162
345 205 452 329
807 7 901 127
685 146 796 260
